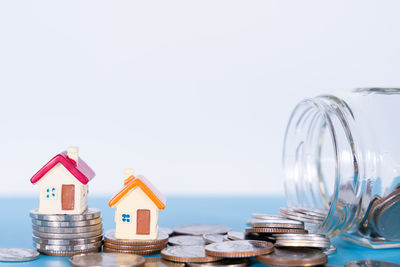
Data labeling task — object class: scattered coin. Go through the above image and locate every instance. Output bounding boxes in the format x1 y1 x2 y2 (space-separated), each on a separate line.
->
205 240 274 258
250 219 304 229
145 257 186 267
169 235 207 246
160 227 174 236
161 245 222 263
104 229 169 245
29 208 101 221
246 228 308 234
33 235 102 245
69 252 146 267
256 248 327 267
203 234 226 244
0 248 40 262
345 260 400 267
32 223 102 234
173 225 232 236
31 217 102 227
187 258 250 267
227 232 245 241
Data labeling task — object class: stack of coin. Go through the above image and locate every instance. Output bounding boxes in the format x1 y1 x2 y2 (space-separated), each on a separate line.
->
248 212 336 256
274 233 331 249
103 229 169 255
161 240 273 266
245 219 308 240
30 208 103 256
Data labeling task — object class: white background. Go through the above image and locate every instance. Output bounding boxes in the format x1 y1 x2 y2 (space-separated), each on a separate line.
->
1 1 399 197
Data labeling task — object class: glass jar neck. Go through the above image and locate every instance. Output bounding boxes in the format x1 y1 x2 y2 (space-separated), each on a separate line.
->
283 95 364 237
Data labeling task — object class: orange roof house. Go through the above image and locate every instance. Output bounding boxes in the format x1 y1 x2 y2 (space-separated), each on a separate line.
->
109 169 166 240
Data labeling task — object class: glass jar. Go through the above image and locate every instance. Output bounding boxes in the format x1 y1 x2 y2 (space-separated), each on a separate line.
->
282 88 400 248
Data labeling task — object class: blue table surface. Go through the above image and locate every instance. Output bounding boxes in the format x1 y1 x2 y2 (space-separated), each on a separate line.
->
0 196 399 266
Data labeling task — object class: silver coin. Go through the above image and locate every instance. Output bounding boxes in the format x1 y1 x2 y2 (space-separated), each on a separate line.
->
280 209 323 223
273 233 328 241
345 260 400 267
32 229 103 239
169 235 207 246
227 232 245 241
205 240 274 258
70 252 146 267
174 225 232 236
252 214 285 220
161 245 222 263
371 193 400 240
34 240 102 251
32 223 102 233
32 234 102 245
29 208 101 221
159 227 174 236
280 207 325 222
187 258 250 267
32 217 102 227
275 239 331 249
0 248 40 262
251 219 304 229
291 207 327 218
203 234 226 244
323 244 337 255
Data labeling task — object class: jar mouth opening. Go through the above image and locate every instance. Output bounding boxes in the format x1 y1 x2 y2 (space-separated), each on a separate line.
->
283 95 362 236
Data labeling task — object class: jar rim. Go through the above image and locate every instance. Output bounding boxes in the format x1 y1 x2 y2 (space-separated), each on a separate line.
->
282 95 362 237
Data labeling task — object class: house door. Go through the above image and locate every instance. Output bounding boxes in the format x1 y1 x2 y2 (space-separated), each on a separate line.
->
136 209 150 235
62 184 75 210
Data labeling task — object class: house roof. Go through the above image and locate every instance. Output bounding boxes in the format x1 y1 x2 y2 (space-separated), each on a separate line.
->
109 175 166 210
30 151 95 185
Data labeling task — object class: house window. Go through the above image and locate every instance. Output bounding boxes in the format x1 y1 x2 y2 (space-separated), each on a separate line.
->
46 187 56 199
121 214 131 223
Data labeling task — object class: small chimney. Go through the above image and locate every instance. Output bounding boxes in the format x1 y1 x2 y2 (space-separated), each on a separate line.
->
124 168 135 185
67 146 79 162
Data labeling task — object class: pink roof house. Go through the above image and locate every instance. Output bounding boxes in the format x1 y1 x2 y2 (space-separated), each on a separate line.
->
30 147 95 215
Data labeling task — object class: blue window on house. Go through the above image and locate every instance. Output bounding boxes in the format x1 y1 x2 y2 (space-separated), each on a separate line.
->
46 188 56 199
122 214 131 223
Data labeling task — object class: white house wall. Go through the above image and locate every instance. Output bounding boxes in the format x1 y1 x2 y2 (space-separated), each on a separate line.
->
36 163 87 214
114 187 159 240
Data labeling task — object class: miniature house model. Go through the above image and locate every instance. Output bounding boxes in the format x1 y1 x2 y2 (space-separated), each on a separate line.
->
109 169 166 240
30 147 95 215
